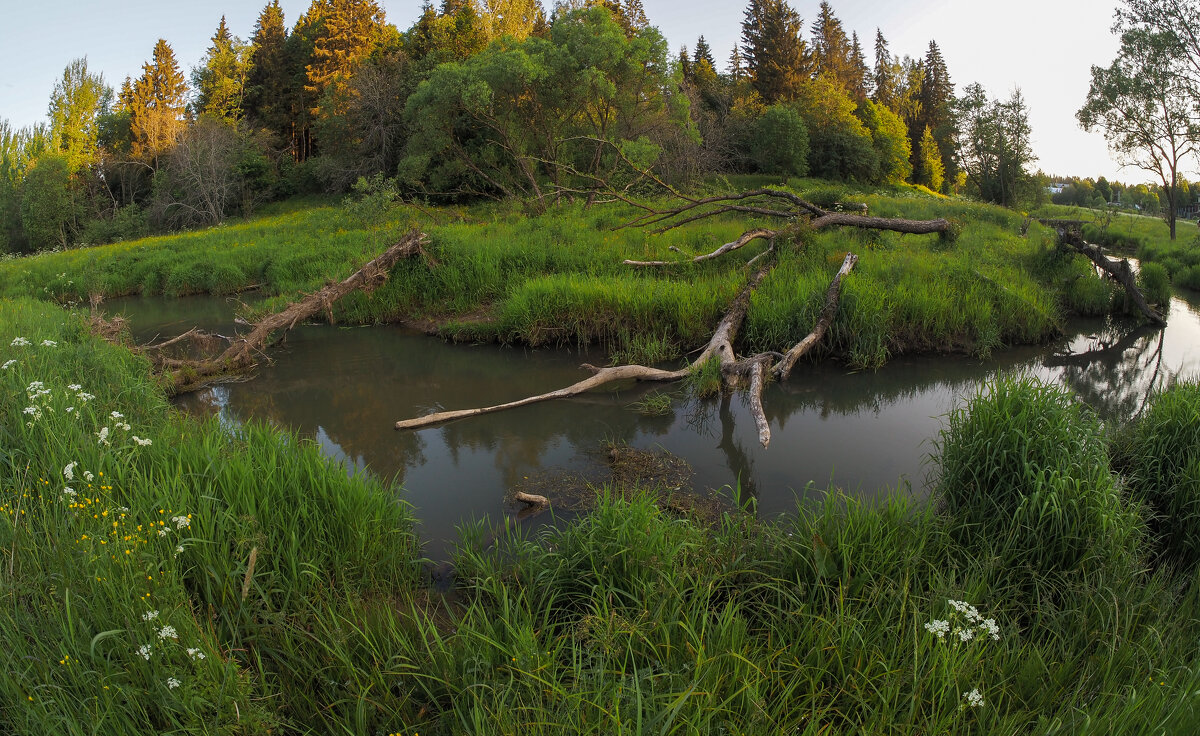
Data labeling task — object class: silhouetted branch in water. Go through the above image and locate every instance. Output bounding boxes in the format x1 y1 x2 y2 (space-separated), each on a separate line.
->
1043 221 1166 326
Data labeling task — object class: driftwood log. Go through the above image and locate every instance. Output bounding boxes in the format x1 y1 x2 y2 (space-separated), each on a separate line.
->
1041 220 1166 326
137 230 430 392
396 186 946 447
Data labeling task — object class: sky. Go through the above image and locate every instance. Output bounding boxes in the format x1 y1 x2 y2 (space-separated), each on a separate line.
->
0 0 1132 181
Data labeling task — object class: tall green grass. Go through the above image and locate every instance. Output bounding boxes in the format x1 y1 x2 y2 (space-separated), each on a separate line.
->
4 297 1200 733
0 298 420 733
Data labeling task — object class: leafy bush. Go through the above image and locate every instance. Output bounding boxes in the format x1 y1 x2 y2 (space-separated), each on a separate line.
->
749 105 809 177
79 204 149 245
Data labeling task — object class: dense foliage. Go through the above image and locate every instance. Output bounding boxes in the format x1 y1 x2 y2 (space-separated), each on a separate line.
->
0 0 1059 254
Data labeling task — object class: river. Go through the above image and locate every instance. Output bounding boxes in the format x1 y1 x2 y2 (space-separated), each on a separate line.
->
109 289 1200 558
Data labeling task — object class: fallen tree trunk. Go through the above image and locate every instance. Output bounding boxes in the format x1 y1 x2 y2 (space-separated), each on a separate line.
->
395 255 779 432
396 248 860 449
774 253 858 381
141 230 430 392
1054 226 1165 326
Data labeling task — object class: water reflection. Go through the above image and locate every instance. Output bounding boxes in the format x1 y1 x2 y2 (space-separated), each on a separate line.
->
110 289 1200 558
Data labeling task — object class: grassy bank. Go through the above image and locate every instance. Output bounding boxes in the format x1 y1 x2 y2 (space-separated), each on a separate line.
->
1034 203 1200 292
0 182 1150 368
5 297 1200 733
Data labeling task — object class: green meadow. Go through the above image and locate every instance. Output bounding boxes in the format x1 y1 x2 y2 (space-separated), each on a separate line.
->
0 182 1160 369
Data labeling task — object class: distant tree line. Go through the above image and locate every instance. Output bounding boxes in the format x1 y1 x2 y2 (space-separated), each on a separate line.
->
2 0 1049 253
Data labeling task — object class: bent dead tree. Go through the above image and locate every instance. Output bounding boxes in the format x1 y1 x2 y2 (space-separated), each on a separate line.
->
396 190 950 447
135 230 430 393
1040 220 1166 326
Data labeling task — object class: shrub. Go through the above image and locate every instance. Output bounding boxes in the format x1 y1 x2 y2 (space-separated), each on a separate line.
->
749 105 809 177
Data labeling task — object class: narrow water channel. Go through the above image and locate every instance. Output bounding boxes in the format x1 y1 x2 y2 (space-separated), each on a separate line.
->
110 291 1200 558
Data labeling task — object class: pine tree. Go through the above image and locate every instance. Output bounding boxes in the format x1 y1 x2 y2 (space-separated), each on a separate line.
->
741 0 811 104
848 31 869 100
919 40 955 187
694 36 715 68
811 1 852 89
192 16 252 122
129 39 189 165
305 0 388 118
872 29 896 110
246 1 293 140
728 44 746 82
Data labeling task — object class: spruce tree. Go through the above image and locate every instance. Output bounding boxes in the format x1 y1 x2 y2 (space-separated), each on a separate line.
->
872 29 896 110
919 40 955 188
811 1 852 90
193 16 252 122
741 0 810 103
848 31 869 100
246 1 292 141
728 44 746 82
305 0 388 118
694 36 715 68
129 39 189 165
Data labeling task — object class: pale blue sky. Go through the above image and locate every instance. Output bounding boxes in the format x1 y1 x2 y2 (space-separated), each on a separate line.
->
0 0 1128 180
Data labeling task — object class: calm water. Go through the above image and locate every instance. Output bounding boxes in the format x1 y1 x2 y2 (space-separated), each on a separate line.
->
110 290 1200 558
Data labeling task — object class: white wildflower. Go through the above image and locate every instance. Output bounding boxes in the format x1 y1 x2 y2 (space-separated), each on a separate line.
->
955 627 976 643
980 618 1001 641
26 381 43 392
1 359 15 369
158 625 178 640
142 610 159 621
186 648 205 661
67 384 81 391
157 528 169 537
40 339 57 347
165 677 181 689
96 427 110 446
133 436 152 447
83 471 94 482
171 515 191 529
65 406 75 414
174 545 184 555
924 619 950 639
137 644 153 660
77 392 94 402
110 411 123 419
962 688 985 708
62 487 76 498
23 406 40 417
115 422 131 432
10 337 29 346
63 462 77 481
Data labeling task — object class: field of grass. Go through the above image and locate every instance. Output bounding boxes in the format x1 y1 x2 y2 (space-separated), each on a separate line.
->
1033 203 1200 292
0 183 1153 369
4 297 1200 733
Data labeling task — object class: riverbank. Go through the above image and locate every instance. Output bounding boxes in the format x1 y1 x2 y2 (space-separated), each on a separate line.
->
1034 203 1200 292
0 181 1158 369
4 296 1200 733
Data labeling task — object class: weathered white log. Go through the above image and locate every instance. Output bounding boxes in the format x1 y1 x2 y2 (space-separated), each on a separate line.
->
774 253 858 380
